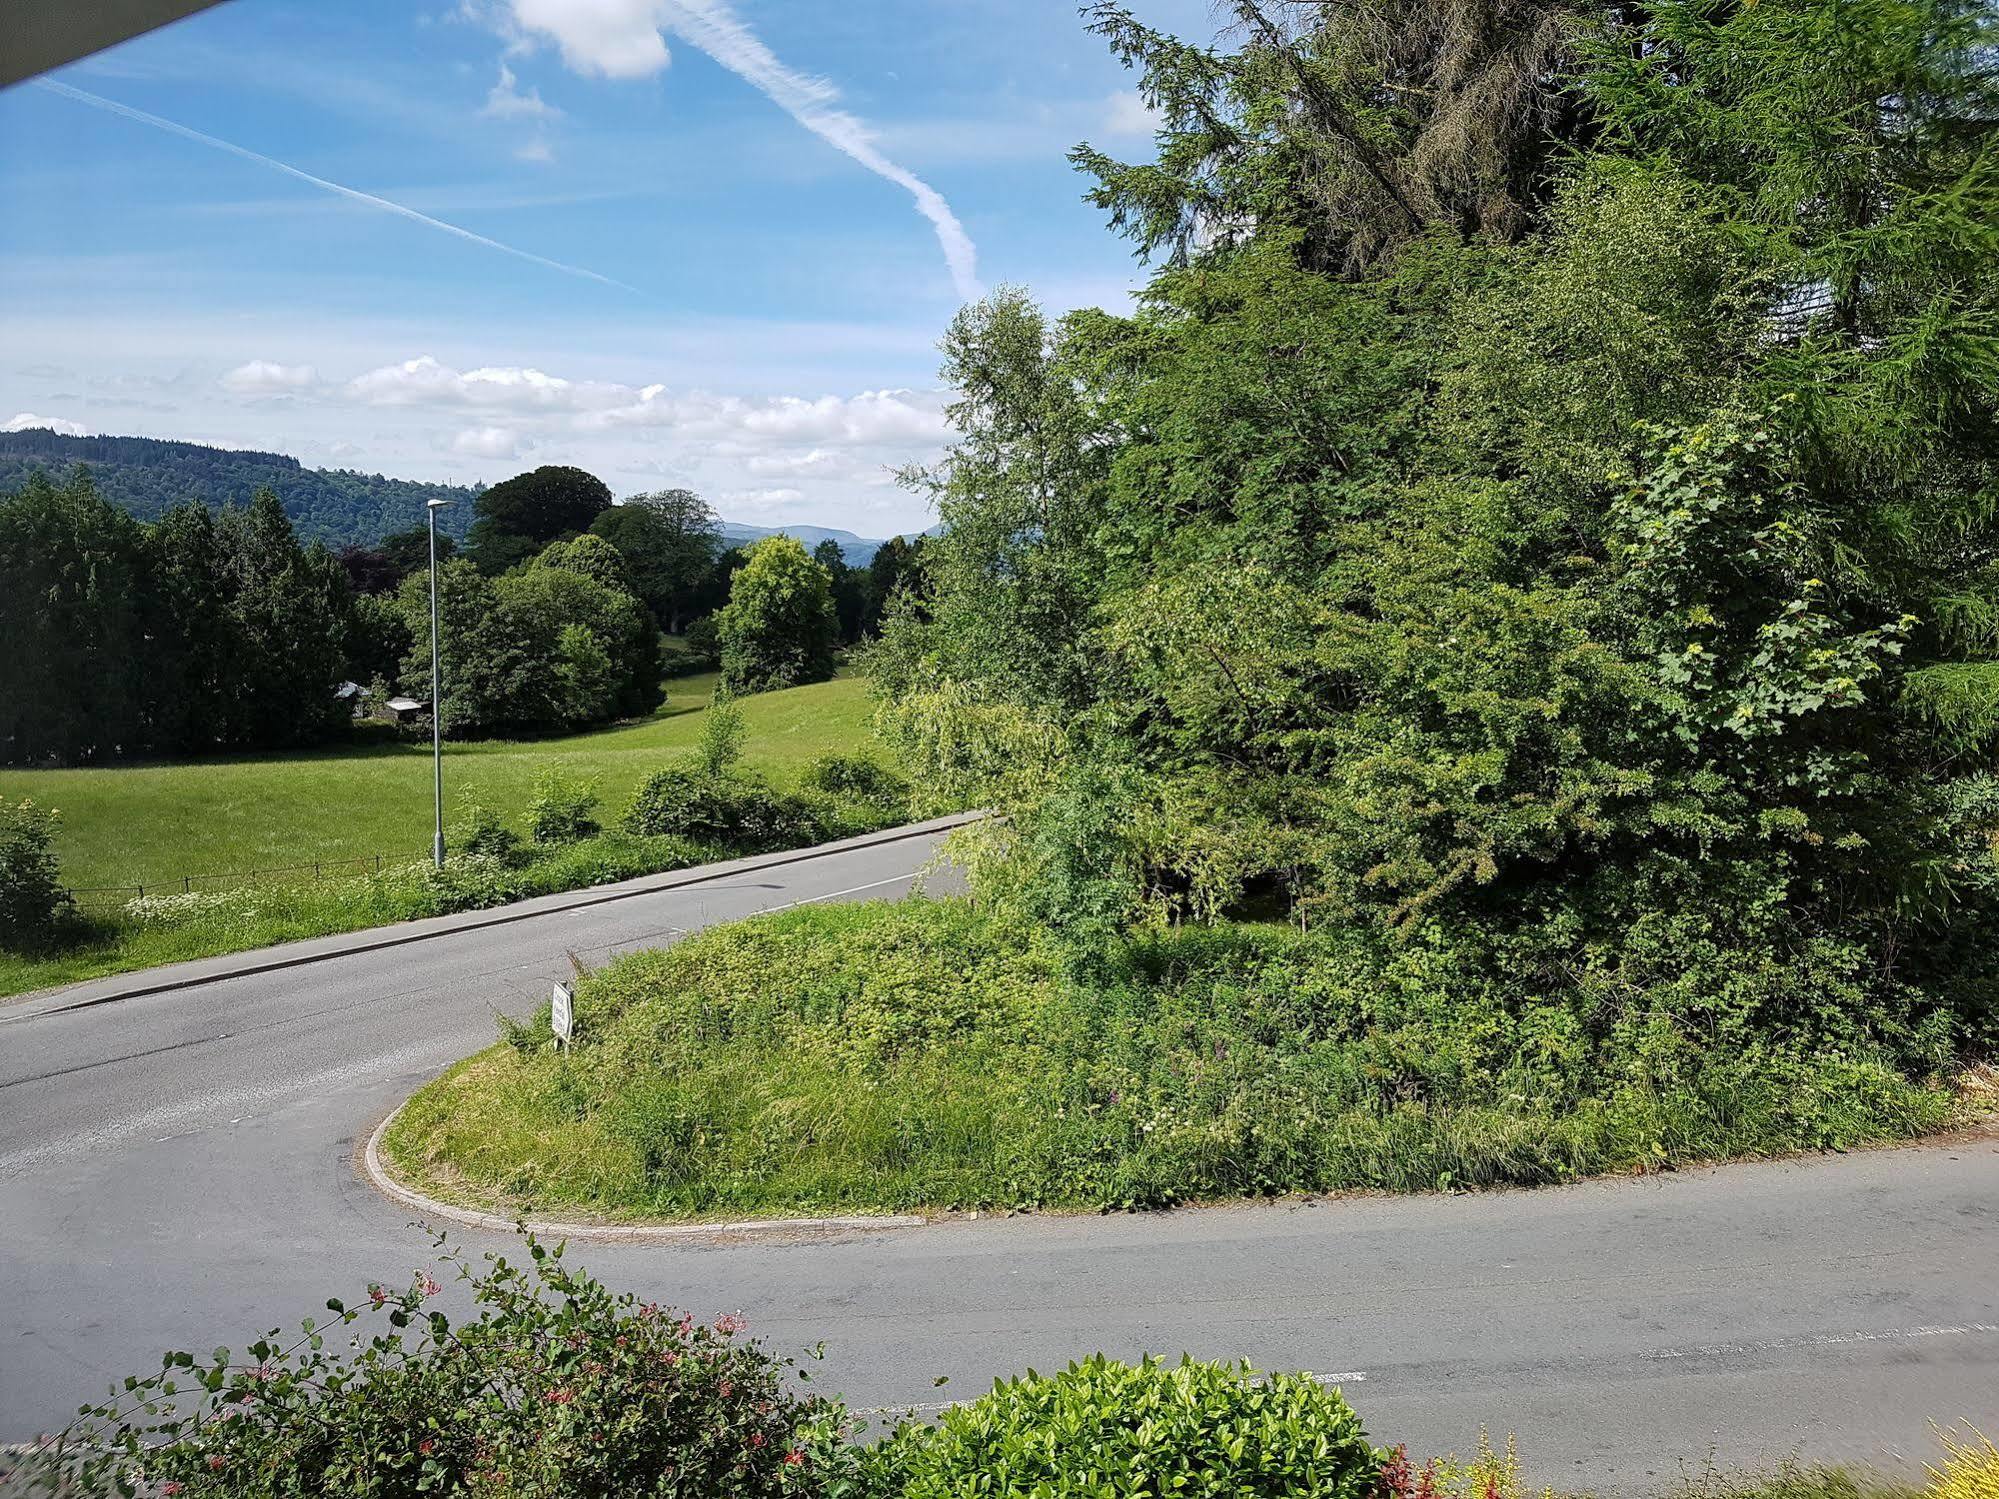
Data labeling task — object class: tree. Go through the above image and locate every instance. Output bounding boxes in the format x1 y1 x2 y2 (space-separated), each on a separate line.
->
533 533 634 594
715 536 839 694
466 465 612 574
876 0 1999 1064
0 468 149 764
1072 0 1605 279
396 557 661 735
379 527 452 579
589 489 721 632
863 534 928 636
207 490 352 750
814 539 868 643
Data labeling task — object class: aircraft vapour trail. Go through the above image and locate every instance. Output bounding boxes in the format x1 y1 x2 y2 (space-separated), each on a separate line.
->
32 78 641 295
656 0 982 302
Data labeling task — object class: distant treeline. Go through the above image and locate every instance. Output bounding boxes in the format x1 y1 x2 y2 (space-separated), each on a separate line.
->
0 429 477 548
0 461 930 766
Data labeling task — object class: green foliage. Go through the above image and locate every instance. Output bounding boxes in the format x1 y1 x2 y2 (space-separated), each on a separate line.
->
387 898 1955 1221
532 532 634 593
0 429 475 547
0 472 354 764
718 537 840 694
395 559 661 736
622 765 823 854
0 799 75 952
452 795 523 864
590 490 723 633
466 465 613 574
527 769 601 844
18 1236 828 1499
880 1355 1379 1499
872 0 1999 1116
697 690 747 777
800 754 909 813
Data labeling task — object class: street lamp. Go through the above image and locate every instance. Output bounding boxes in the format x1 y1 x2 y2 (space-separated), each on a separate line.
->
426 498 454 868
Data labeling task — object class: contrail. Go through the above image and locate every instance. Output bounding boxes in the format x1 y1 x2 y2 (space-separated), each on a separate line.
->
32 78 640 295
655 0 982 302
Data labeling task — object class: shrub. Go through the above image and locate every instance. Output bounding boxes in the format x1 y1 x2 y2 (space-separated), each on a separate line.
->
18 1237 828 1499
879 1354 1379 1499
528 769 602 844
623 766 821 853
801 754 909 812
453 796 522 863
697 691 747 777
0 798 75 952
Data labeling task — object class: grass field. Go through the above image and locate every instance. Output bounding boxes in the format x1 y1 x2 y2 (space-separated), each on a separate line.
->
1 671 878 895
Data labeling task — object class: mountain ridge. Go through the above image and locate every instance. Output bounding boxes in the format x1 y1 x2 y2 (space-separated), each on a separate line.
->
0 428 926 561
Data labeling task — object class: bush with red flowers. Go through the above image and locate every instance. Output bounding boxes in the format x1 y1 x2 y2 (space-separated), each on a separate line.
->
16 1235 827 1499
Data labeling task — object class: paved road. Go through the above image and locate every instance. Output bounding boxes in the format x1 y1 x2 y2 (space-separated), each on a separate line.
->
2 826 1995 1489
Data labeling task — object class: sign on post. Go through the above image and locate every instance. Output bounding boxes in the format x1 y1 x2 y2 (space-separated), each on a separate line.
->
551 981 574 1048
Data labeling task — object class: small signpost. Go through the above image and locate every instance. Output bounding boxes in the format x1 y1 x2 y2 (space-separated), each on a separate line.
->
551 981 574 1050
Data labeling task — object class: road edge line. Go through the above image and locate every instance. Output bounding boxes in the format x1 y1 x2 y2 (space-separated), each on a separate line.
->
362 1104 928 1243
7 813 986 1023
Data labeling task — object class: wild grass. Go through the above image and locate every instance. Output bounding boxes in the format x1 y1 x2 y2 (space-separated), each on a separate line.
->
381 899 1960 1222
0 671 874 893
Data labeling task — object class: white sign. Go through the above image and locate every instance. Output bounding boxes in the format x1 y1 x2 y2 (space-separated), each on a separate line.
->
551 982 574 1046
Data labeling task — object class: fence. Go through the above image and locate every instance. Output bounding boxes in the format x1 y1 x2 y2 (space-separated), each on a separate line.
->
70 851 426 910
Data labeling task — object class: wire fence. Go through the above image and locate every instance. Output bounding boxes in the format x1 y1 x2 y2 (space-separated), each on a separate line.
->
69 851 427 909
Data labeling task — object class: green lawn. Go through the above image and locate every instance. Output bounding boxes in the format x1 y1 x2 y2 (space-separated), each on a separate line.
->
2 672 878 895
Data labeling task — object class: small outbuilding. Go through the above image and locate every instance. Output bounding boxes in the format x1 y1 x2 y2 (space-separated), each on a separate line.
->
383 695 428 724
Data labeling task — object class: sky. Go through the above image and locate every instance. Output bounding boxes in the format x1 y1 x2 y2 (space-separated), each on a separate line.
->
0 0 1216 536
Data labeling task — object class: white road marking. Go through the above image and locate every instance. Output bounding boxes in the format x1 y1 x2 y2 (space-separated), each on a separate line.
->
1652 1322 1999 1361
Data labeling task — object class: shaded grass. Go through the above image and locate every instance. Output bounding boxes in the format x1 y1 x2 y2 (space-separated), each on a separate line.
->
382 899 1960 1222
0 672 875 893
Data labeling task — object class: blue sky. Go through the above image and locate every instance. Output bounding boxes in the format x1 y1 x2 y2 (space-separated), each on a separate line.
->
0 0 1214 535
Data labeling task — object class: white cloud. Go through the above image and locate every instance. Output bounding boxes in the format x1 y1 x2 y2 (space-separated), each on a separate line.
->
220 359 318 394
510 0 671 79
452 425 524 458
516 138 555 163
483 62 561 120
2 412 87 435
719 486 804 512
499 0 980 301
745 447 845 477
584 384 951 446
342 356 952 453
1103 89 1162 138
345 355 627 411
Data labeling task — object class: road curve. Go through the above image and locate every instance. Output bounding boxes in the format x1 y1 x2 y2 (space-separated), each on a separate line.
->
2 826 1995 1488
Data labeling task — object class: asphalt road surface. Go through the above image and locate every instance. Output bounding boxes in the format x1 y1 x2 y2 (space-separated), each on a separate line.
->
3 821 1995 1489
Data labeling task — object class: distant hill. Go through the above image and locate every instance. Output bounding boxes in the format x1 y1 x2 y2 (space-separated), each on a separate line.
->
717 521 898 568
0 430 478 548
0 428 935 559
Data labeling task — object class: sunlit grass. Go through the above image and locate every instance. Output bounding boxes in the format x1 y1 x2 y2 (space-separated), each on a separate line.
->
0 672 877 893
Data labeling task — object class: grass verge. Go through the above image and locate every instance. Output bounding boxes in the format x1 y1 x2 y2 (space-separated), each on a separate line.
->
381 898 1964 1222
0 672 871 893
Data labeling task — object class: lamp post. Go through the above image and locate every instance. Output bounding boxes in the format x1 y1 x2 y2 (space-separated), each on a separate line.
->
427 498 454 868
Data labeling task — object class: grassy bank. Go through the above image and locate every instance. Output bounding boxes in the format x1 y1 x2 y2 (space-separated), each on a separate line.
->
382 899 1961 1221
0 672 870 893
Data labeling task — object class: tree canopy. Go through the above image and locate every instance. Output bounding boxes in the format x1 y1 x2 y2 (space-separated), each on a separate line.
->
716 536 840 694
589 489 722 631
466 465 613 573
877 0 1999 1064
